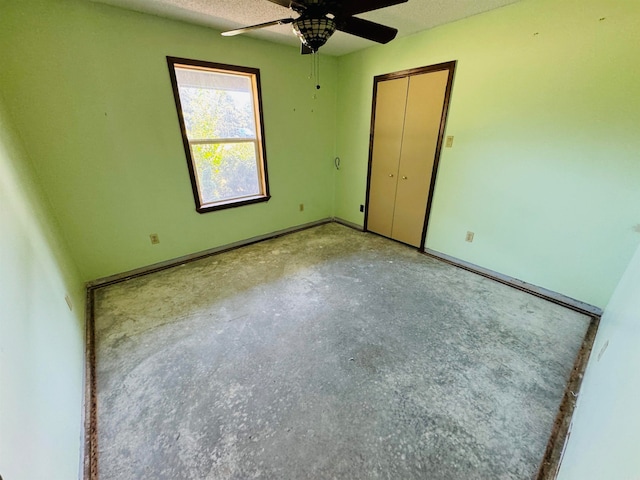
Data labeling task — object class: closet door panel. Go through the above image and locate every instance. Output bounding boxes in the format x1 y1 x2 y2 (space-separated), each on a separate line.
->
392 70 449 247
367 76 408 237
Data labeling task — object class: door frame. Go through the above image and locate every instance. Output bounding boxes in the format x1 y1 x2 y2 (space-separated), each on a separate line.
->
363 61 457 250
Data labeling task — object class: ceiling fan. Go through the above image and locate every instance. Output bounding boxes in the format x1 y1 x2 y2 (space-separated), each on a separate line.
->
222 0 409 54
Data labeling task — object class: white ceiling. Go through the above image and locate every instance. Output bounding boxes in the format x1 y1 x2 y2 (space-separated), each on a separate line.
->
89 0 524 56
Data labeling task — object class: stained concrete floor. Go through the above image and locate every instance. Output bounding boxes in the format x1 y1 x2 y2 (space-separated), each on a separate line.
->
94 223 591 480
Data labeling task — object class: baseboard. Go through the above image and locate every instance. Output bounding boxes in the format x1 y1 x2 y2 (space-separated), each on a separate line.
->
86 218 333 289
422 248 603 318
82 288 97 480
332 217 364 231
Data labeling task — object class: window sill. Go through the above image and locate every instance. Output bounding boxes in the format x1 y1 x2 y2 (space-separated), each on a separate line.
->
196 194 271 213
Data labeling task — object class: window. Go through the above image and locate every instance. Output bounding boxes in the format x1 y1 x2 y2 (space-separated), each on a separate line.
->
167 57 270 212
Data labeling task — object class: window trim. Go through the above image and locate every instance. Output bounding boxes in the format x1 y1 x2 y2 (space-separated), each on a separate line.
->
166 56 271 213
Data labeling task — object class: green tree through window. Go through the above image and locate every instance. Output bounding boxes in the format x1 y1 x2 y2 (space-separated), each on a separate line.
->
167 57 270 212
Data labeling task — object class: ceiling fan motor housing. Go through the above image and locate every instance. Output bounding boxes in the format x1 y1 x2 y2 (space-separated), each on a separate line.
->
292 14 337 51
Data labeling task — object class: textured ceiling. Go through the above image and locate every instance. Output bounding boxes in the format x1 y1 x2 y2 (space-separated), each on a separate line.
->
89 0 524 56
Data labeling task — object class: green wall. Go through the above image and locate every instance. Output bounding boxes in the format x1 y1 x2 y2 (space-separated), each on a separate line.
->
335 0 640 308
0 96 85 479
0 0 337 281
2 0 639 308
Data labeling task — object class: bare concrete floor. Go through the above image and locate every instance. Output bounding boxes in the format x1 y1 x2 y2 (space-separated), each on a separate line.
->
94 223 591 479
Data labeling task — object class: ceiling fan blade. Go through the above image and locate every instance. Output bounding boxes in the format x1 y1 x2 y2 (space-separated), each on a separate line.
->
341 0 408 16
338 16 398 44
301 43 314 55
221 18 294 37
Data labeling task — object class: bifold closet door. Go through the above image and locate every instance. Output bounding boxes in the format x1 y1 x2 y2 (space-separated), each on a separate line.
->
366 76 409 238
391 69 450 246
367 66 451 248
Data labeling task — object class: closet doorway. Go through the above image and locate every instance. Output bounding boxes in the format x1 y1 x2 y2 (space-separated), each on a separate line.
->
364 61 456 248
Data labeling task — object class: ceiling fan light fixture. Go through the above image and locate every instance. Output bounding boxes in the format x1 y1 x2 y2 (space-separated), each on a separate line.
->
292 16 337 52
221 0 407 55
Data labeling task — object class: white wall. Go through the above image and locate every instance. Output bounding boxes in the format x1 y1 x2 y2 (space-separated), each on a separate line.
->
0 95 85 479
557 242 640 479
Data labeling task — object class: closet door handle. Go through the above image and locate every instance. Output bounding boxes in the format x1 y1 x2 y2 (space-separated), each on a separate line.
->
388 173 394 177
402 176 408 180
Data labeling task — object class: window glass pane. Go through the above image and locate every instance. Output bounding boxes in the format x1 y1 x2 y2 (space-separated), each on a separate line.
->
176 68 256 140
191 142 260 204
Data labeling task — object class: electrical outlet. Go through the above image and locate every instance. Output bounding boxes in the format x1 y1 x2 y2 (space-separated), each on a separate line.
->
465 231 474 242
360 204 364 212
299 203 304 212
445 136 454 148
150 233 160 245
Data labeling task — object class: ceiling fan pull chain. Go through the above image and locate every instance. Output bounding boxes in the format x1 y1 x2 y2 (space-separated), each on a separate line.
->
315 51 321 90
309 51 320 90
